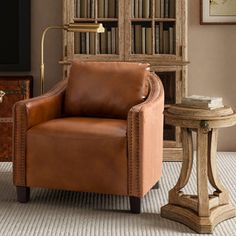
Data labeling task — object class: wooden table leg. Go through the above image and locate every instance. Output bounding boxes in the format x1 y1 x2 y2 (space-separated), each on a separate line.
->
197 129 210 217
169 128 193 204
208 129 229 204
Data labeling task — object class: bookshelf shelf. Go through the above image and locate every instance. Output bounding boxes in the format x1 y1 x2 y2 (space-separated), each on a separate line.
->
154 18 176 22
63 0 188 161
97 18 119 21
131 18 153 22
74 18 96 22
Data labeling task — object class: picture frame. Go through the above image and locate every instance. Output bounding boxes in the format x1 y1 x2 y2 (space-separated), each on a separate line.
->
201 0 236 24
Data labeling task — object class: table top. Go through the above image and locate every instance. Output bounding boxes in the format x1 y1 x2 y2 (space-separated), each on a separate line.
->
164 104 236 129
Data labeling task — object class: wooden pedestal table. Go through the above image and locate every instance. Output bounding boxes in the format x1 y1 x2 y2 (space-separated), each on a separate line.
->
161 105 236 234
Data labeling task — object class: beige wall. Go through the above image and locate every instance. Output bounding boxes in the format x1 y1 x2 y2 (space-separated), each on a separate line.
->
1 0 236 150
188 1 236 151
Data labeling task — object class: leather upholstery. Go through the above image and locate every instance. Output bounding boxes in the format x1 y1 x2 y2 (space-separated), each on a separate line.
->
64 61 150 119
27 118 127 195
13 61 164 198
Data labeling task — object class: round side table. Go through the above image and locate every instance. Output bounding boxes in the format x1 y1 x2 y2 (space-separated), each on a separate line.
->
161 105 236 234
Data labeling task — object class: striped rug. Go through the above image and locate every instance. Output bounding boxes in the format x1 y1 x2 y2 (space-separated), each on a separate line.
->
0 152 235 236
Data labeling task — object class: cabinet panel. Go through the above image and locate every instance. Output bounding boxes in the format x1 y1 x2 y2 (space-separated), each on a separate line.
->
64 0 125 61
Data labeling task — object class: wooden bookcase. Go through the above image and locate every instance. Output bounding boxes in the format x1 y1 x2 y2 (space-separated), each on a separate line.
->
62 0 188 161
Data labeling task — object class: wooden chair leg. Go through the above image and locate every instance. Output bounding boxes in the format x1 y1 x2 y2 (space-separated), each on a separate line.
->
17 186 30 203
152 181 160 190
130 197 141 214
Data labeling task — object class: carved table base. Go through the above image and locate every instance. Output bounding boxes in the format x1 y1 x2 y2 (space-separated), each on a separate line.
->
162 203 235 234
161 123 236 234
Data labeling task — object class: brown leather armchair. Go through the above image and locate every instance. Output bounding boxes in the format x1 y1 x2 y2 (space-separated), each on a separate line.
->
13 61 164 213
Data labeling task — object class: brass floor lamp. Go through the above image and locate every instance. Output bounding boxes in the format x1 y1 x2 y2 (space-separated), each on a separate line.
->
40 23 105 94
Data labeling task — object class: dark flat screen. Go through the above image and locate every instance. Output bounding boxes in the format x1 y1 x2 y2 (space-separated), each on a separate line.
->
0 0 30 71
0 2 19 64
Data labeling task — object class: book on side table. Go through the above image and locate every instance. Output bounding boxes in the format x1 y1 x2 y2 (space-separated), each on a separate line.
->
181 95 224 110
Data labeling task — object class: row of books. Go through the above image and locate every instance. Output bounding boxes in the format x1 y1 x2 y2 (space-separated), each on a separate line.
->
76 0 94 18
74 28 118 54
155 23 175 54
74 32 96 54
131 25 152 54
98 27 118 54
76 0 117 18
131 23 175 55
131 0 175 18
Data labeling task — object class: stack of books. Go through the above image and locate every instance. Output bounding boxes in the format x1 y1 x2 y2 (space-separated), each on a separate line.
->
182 95 224 110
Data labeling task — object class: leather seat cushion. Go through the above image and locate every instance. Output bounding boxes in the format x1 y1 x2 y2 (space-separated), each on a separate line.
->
64 61 150 119
26 117 128 196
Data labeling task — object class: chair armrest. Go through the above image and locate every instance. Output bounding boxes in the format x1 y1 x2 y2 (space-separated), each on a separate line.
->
13 79 68 186
127 73 164 197
13 79 68 129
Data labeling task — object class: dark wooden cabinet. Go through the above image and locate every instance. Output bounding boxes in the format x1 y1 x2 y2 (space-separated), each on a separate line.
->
0 76 33 161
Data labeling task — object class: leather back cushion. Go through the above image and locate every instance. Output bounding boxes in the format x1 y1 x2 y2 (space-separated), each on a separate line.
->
64 61 150 119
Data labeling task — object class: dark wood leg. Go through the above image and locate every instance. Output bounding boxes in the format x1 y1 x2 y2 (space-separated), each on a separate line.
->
130 197 141 214
152 181 160 190
17 186 30 203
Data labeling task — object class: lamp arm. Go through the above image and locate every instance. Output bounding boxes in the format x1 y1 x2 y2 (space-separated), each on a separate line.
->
40 26 66 95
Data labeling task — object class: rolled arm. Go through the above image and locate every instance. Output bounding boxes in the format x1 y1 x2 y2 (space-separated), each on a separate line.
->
127 73 164 197
13 79 68 186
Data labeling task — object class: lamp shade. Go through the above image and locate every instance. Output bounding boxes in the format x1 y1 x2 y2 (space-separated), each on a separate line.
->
65 23 105 33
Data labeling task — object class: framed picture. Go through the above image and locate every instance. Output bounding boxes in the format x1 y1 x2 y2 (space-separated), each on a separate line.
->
201 0 236 24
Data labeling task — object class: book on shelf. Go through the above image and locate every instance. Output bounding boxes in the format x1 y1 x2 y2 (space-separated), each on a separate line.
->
107 30 112 54
143 0 150 18
163 30 169 54
87 0 91 18
141 27 146 54
89 33 95 54
100 31 107 54
169 0 175 18
80 0 87 18
76 0 81 18
182 95 224 110
131 0 135 18
159 22 163 54
86 32 90 54
74 33 81 54
169 26 174 54
91 0 95 18
134 24 142 54
155 24 160 54
81 32 86 54
138 0 143 18
160 0 165 18
155 0 161 18
111 27 116 54
104 0 108 17
134 0 139 18
109 0 116 18
165 0 169 18
98 0 104 18
146 27 152 54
